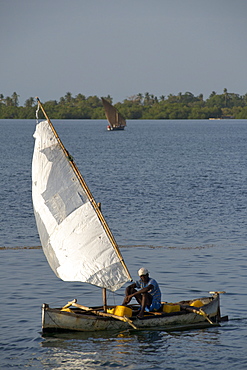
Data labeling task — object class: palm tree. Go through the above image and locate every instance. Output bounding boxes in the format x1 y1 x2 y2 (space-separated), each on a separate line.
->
5 96 13 106
223 88 228 107
12 92 19 107
144 92 150 105
75 93 86 102
209 91 216 98
65 92 72 104
25 97 35 108
59 97 66 105
136 93 143 104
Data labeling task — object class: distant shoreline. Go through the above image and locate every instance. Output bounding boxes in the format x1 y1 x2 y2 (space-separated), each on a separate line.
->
1 90 247 119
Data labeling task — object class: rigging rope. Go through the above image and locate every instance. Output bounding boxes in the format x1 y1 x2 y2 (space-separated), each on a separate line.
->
35 102 40 123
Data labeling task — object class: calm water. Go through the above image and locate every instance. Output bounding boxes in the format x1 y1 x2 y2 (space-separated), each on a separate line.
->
1 119 247 369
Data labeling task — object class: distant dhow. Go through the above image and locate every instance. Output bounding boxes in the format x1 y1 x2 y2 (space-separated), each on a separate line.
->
101 97 126 130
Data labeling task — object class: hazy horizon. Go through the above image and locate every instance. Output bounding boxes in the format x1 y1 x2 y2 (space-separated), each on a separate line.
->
1 0 247 105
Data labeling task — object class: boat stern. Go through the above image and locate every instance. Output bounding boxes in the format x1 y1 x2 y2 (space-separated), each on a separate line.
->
42 303 50 331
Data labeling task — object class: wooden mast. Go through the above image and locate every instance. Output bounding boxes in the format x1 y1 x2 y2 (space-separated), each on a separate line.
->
98 202 107 312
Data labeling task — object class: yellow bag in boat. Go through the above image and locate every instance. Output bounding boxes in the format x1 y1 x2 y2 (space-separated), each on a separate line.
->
107 305 132 317
162 303 180 313
61 308 73 313
107 308 114 314
190 300 203 307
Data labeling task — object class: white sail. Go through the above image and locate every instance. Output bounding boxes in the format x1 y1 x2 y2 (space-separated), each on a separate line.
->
32 119 131 291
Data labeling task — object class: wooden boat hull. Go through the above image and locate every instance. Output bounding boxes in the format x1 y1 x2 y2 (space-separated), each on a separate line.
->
107 125 125 131
42 294 222 333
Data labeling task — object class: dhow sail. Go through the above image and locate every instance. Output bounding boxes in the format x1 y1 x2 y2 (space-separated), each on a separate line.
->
32 100 131 291
101 97 126 129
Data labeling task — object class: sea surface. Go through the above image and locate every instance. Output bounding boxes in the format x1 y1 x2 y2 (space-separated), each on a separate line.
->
1 118 247 369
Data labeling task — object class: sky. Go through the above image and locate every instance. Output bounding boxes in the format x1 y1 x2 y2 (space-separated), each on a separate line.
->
1 0 247 105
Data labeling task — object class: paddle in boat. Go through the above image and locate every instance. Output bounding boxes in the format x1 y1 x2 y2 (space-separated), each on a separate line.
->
101 97 126 131
32 98 227 333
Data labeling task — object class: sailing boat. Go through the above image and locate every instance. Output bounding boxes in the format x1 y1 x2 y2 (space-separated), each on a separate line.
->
101 97 126 131
33 98 226 333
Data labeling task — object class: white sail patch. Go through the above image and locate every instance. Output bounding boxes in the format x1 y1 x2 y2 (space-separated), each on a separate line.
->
41 144 88 224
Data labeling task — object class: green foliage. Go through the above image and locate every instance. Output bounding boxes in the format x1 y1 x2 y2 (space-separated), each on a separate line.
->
1 89 247 120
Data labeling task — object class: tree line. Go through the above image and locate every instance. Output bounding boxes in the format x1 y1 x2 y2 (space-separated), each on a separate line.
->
1 89 247 120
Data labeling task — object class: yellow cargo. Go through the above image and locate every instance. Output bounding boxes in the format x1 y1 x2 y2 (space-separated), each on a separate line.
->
162 303 180 313
107 308 115 314
190 300 203 307
61 308 73 313
107 305 132 317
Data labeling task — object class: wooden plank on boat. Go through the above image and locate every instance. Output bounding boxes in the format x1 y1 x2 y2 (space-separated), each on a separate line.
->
64 299 137 329
180 304 213 324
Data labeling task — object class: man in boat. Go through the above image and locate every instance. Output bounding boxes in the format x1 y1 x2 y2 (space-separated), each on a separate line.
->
122 267 162 318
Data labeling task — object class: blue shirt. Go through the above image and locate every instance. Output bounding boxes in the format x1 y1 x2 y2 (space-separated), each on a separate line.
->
135 277 161 310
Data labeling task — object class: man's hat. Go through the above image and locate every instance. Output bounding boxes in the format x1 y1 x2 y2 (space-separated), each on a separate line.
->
138 267 149 276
